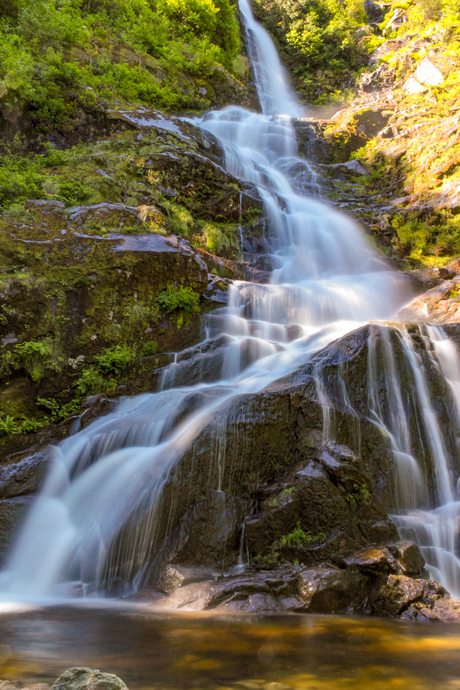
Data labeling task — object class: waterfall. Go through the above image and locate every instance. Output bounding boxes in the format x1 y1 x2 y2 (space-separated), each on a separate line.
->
238 0 304 118
0 0 459 601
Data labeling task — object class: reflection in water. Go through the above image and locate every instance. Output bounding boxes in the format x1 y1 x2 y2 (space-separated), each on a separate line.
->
0 607 460 689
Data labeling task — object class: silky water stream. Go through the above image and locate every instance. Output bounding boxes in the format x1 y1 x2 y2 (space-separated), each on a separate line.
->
1 0 460 614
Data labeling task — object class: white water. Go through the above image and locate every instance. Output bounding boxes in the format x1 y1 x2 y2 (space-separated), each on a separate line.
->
1 0 460 601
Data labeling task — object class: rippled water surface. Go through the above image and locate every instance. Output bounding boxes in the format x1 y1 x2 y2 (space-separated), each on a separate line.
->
0 606 460 690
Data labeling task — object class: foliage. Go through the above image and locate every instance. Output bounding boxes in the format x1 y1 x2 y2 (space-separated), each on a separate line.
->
251 0 369 103
74 345 134 395
277 522 325 549
94 345 134 374
0 0 241 134
37 396 81 421
0 413 46 436
74 367 112 396
346 482 370 508
0 338 63 382
202 222 239 255
156 284 201 314
254 522 326 568
140 341 158 357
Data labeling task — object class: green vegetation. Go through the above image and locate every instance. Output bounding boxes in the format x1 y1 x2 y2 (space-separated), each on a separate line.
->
346 482 370 509
254 522 326 568
1 338 63 383
74 345 135 395
0 413 45 437
0 0 242 137
318 0 460 264
251 0 369 104
156 284 201 314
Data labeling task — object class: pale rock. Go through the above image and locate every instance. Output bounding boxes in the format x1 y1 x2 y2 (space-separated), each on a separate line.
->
403 77 426 95
415 57 443 86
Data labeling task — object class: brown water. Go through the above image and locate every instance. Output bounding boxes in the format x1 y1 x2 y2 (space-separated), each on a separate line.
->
0 605 460 690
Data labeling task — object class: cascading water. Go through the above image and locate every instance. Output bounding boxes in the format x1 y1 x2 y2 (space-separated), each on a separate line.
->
1 0 460 601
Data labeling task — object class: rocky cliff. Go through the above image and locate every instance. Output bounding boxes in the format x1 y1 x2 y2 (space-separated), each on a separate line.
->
1 0 460 621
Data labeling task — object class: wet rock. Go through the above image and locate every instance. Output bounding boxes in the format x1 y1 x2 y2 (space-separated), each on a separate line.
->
297 566 367 613
388 541 425 577
343 546 396 574
0 496 33 559
373 574 424 616
157 490 251 572
400 580 460 621
219 592 284 613
52 669 128 690
0 682 19 690
293 119 332 164
205 568 300 611
0 449 49 499
158 566 184 595
80 395 117 430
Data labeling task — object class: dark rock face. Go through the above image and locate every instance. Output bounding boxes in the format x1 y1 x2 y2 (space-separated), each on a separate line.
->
244 442 397 569
0 497 33 558
2 320 459 619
